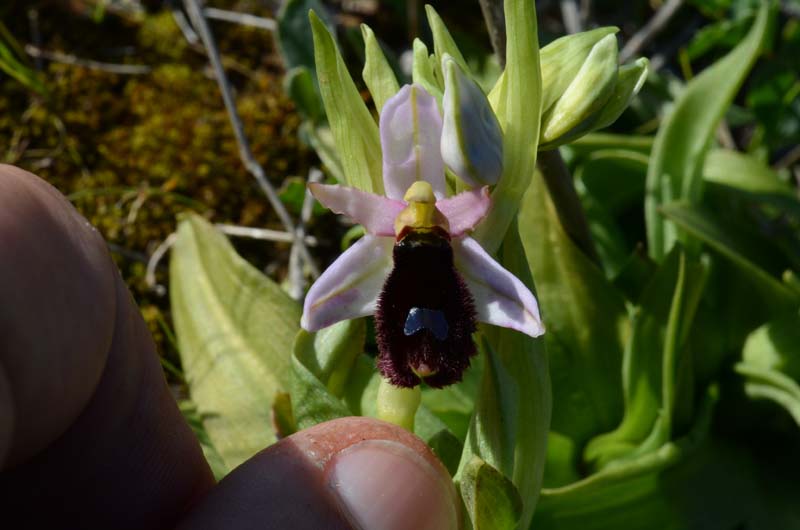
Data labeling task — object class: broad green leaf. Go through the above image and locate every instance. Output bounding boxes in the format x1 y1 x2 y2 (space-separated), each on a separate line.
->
457 217 551 529
361 24 399 112
170 214 300 470
660 201 799 309
310 11 383 193
461 456 523 530
645 3 771 260
736 312 800 426
519 172 626 475
586 248 708 469
474 0 542 253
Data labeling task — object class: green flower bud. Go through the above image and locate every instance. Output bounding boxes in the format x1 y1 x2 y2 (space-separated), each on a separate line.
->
541 34 619 145
537 28 649 149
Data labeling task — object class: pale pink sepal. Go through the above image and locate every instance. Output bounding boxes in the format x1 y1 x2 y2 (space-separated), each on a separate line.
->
301 235 394 331
453 237 545 338
380 84 446 201
309 183 405 237
435 186 491 237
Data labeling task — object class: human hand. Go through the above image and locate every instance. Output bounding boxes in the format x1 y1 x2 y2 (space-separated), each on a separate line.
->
0 165 461 530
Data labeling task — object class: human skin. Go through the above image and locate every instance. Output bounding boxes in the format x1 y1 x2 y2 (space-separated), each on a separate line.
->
0 165 460 530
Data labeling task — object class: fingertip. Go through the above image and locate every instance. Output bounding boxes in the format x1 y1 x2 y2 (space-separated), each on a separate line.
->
178 417 461 530
0 165 117 467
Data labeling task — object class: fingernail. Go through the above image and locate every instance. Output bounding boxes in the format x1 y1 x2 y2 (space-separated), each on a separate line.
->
328 439 460 530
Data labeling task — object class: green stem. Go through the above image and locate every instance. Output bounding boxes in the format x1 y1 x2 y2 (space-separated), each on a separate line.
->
537 149 601 266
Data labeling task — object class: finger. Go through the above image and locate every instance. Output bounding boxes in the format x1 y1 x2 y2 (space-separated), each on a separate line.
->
0 165 214 529
178 417 462 530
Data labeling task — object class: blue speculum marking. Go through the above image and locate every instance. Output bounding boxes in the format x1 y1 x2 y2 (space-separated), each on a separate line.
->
404 307 449 341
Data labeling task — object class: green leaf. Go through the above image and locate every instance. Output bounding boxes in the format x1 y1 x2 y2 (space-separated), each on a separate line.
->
703 148 794 196
414 408 464 476
645 3 771 260
585 248 708 469
304 124 346 183
278 175 325 216
290 353 351 430
290 319 366 430
460 456 523 530
474 0 542 254
659 201 799 309
421 354 483 441
361 24 399 112
284 66 324 124
518 172 627 485
310 11 383 193
736 312 800 426
457 216 551 529
170 214 301 470
294 319 366 397
573 148 650 213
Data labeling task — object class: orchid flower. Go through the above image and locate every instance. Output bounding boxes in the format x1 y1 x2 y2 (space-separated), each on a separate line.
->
301 82 544 388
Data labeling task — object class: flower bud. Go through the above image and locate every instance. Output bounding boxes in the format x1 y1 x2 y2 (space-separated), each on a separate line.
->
540 34 619 146
440 54 504 187
538 30 649 149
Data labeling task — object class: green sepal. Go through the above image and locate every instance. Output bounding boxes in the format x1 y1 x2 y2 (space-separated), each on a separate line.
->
361 24 399 112
310 10 383 193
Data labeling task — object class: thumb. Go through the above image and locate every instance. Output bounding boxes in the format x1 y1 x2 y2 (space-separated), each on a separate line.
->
178 417 462 530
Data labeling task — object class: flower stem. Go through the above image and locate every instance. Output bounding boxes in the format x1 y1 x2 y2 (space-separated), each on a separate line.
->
377 378 421 432
537 149 601 266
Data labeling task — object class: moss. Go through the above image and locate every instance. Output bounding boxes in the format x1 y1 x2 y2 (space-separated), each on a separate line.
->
1 1 314 378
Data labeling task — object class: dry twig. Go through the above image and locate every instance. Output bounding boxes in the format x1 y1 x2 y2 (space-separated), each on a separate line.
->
24 45 151 75
182 0 318 280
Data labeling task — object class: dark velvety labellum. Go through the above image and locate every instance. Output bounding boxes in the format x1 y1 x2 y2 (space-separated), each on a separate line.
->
375 229 477 388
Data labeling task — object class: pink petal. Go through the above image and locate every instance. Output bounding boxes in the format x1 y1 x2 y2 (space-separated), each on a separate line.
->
435 186 491 237
380 84 447 200
309 183 405 237
453 237 545 337
301 235 394 331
